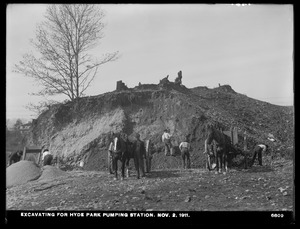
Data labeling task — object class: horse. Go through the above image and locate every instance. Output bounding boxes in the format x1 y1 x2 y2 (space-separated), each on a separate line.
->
205 125 233 174
110 133 130 180
124 134 146 179
110 133 146 180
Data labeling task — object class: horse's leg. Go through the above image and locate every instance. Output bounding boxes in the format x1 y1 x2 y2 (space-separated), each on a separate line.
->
225 154 228 172
215 153 218 174
139 156 145 177
220 152 224 173
134 155 140 179
121 155 126 180
244 151 248 169
207 154 211 171
125 157 130 178
217 152 222 174
116 159 119 180
112 157 118 180
223 152 227 174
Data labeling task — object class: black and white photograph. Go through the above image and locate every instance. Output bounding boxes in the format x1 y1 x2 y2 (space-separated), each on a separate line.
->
6 3 294 225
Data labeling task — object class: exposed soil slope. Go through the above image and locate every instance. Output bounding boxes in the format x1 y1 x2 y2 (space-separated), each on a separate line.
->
24 82 294 171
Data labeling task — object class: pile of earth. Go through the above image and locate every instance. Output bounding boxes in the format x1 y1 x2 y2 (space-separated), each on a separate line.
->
38 165 67 182
23 81 294 172
6 161 67 187
6 161 42 188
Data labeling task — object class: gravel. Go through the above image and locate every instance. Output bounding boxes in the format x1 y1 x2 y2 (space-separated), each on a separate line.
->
6 160 42 188
38 165 67 182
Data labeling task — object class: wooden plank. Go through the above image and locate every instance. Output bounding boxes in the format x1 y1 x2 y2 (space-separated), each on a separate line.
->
22 147 26 160
37 151 41 166
232 127 238 145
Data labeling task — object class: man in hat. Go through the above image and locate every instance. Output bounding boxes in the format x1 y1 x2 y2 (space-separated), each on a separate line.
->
162 128 172 156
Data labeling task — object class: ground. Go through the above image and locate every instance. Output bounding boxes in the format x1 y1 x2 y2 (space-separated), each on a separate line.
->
6 158 293 212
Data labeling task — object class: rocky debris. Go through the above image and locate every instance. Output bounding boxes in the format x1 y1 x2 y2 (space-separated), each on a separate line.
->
6 160 42 188
159 75 170 85
38 165 68 182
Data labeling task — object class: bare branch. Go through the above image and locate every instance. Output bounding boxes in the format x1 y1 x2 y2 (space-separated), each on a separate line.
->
14 4 119 103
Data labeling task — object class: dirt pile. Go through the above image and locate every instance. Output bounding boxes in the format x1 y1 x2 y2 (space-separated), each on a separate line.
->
6 161 42 188
24 81 294 172
38 166 67 182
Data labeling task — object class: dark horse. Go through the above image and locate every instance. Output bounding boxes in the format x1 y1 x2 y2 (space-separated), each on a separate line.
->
124 133 146 179
205 125 235 174
110 133 145 180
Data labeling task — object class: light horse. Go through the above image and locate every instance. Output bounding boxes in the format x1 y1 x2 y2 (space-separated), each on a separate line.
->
111 133 130 180
205 125 234 174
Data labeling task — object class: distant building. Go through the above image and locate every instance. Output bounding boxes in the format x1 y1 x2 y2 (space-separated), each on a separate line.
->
19 123 31 134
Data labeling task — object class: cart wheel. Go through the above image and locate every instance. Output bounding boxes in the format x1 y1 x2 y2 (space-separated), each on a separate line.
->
145 140 152 173
146 155 151 173
206 154 212 171
108 151 114 174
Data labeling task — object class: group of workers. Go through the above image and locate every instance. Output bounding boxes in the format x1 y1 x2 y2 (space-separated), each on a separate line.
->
162 127 269 169
162 128 191 169
8 129 269 170
7 146 53 167
107 127 269 172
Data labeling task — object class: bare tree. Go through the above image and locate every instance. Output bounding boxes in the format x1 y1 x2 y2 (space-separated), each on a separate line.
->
14 4 119 101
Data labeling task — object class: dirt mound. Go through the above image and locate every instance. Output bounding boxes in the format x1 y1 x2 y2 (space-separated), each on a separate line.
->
24 82 294 172
6 160 42 188
38 166 67 182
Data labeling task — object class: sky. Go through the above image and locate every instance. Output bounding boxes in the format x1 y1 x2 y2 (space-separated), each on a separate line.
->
6 4 294 121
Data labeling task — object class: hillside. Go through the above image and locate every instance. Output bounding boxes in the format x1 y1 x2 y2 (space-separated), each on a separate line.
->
24 80 294 171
